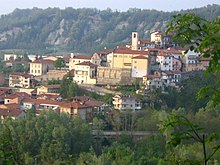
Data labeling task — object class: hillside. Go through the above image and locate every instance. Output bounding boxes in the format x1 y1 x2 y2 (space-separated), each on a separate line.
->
0 4 219 53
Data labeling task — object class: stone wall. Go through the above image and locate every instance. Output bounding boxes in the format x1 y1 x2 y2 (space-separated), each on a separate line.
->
97 67 132 85
35 70 67 84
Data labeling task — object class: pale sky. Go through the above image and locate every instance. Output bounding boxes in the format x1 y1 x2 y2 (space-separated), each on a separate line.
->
0 0 219 15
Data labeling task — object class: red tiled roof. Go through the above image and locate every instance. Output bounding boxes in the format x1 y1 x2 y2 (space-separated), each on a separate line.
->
162 71 174 75
37 93 61 99
85 100 105 107
73 96 95 102
95 49 113 55
72 55 91 60
0 109 23 118
0 104 21 110
60 101 92 109
32 59 54 64
113 49 148 55
23 98 61 106
132 55 148 59
0 88 11 93
63 57 70 62
10 72 33 78
75 61 97 67
5 92 31 99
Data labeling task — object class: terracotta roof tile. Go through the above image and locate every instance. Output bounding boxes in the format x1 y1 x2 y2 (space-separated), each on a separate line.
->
0 109 23 118
75 61 97 67
72 55 91 60
113 49 148 55
132 55 148 59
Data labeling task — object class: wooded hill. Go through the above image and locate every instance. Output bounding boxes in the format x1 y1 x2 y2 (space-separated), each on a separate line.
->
0 4 219 53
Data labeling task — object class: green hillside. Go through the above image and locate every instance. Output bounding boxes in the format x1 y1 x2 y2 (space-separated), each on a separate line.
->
0 4 219 53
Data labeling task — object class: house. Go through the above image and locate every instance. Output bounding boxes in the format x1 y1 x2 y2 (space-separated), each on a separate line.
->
36 93 62 101
9 72 35 88
0 108 25 120
165 48 183 71
198 57 211 70
143 75 163 90
91 53 102 66
30 59 54 76
161 71 181 87
73 61 97 84
184 50 201 72
60 101 93 120
156 51 174 71
112 94 142 111
4 54 18 61
4 92 31 105
92 49 113 66
0 103 21 111
22 98 60 111
131 55 149 78
151 31 163 44
69 54 92 71
73 96 110 111
37 84 60 95
63 57 70 69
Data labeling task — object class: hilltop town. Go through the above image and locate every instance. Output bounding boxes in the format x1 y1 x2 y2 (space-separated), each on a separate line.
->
0 31 211 120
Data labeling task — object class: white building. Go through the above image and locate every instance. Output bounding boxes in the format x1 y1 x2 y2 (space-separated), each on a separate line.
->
73 61 97 84
112 94 142 111
4 54 18 61
9 72 34 88
156 52 173 71
143 75 163 90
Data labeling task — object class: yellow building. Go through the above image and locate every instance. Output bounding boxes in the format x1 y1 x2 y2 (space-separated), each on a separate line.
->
30 59 54 76
107 49 148 69
131 55 149 78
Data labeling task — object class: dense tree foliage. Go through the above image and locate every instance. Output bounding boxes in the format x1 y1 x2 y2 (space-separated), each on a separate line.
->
160 13 220 164
0 111 93 164
0 5 219 53
54 57 66 69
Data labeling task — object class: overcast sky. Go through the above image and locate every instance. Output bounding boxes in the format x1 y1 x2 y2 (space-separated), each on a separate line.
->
0 0 219 15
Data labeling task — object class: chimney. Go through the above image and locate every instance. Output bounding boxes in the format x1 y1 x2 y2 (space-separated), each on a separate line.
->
132 32 138 50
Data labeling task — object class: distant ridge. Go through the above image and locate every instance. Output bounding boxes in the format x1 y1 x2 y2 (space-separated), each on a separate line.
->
0 4 219 53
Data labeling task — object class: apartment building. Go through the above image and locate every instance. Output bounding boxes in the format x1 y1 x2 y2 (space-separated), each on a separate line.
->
9 72 34 88
112 94 142 111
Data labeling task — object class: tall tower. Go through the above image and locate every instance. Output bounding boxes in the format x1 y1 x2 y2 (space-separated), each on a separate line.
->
131 32 138 50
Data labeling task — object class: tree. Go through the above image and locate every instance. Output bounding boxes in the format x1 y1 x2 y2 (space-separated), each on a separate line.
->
167 13 220 107
160 13 220 164
160 112 220 165
54 58 65 69
60 76 81 100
